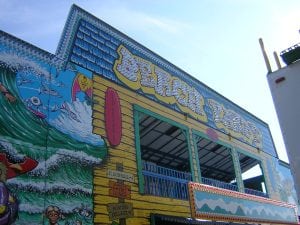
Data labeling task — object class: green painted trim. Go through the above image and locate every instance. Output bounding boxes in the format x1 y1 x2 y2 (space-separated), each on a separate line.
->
192 128 232 149
236 147 269 196
133 104 197 182
192 128 235 181
259 160 270 195
236 147 261 160
133 104 187 130
192 133 202 182
133 109 144 194
231 147 245 192
184 129 196 182
150 214 155 225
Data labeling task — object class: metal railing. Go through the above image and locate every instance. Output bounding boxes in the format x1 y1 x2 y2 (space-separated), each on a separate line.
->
142 161 268 200
202 177 268 198
244 187 268 198
142 161 191 200
201 177 239 192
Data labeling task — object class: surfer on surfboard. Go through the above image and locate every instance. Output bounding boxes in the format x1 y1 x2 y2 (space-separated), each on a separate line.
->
0 153 38 180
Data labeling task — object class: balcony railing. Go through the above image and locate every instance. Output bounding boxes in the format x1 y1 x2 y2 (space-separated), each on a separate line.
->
244 187 268 198
201 177 239 192
202 177 268 198
142 161 268 200
142 161 191 200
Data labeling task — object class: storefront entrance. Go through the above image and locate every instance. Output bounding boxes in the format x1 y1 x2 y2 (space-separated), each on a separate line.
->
151 214 257 225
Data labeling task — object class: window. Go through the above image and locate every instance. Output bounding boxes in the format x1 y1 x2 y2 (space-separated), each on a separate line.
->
135 110 191 199
194 135 238 191
238 152 268 198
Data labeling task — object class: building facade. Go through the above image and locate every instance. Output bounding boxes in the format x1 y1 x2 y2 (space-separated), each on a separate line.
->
267 44 300 204
0 5 298 225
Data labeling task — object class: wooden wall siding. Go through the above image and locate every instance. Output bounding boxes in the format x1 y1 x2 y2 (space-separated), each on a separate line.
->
92 75 274 224
92 75 191 224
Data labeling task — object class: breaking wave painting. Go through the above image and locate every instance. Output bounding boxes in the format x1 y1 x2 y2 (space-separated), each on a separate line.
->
0 51 107 225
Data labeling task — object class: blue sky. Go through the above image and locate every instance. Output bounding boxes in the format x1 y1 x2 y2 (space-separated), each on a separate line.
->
1 0 300 162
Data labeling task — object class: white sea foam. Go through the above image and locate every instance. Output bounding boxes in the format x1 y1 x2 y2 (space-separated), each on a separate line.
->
0 140 25 161
50 100 104 146
19 201 89 214
19 199 91 214
30 148 101 176
18 203 44 214
7 179 92 195
0 52 51 80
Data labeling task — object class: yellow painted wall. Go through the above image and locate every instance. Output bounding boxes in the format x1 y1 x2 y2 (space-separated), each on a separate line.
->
92 75 192 224
92 75 274 225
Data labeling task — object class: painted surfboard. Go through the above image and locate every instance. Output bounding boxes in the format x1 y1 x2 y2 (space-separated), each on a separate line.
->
28 107 47 119
104 87 122 146
0 153 38 179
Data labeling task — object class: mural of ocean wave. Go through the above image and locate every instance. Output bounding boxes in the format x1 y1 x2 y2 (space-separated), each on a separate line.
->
0 49 107 224
32 148 102 176
50 100 104 146
0 51 52 80
0 50 104 146
7 179 92 196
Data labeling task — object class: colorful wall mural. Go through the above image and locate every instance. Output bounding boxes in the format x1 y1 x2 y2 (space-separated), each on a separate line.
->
266 158 299 207
0 32 107 224
277 162 299 206
59 7 277 156
189 182 298 224
0 4 298 225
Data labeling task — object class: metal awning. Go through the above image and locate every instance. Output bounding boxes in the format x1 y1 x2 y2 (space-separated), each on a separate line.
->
195 136 235 182
151 214 258 225
139 113 189 172
139 113 258 181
